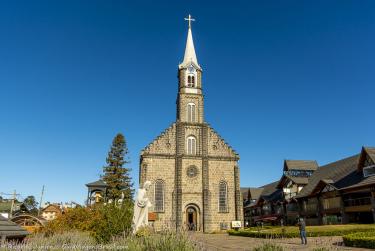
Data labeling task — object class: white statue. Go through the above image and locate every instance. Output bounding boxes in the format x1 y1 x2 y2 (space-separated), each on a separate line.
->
117 192 125 205
132 181 152 234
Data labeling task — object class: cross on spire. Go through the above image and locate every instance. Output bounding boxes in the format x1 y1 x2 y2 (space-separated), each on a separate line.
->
184 14 195 28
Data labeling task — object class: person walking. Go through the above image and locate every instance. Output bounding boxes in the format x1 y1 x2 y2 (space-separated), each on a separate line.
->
297 218 307 245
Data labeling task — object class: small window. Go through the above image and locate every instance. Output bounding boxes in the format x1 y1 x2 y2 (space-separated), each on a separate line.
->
187 136 196 155
363 165 375 177
154 180 164 212
187 103 196 122
219 181 228 213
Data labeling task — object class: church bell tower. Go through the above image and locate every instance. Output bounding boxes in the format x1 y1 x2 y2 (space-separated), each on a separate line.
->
177 15 204 124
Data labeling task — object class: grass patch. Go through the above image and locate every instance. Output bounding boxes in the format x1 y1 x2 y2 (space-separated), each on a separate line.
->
229 224 375 238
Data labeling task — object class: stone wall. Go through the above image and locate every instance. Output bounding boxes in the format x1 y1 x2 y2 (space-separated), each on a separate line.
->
207 159 238 232
141 156 176 231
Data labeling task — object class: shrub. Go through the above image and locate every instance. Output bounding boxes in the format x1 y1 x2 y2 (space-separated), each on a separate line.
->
228 229 298 238
343 231 375 249
252 243 284 251
135 226 153 237
42 201 133 243
90 202 133 243
43 207 98 234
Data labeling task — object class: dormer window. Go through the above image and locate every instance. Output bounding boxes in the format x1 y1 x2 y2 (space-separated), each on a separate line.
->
363 165 375 177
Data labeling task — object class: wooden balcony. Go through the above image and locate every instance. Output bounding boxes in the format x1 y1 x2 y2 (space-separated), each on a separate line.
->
345 205 372 213
344 197 372 213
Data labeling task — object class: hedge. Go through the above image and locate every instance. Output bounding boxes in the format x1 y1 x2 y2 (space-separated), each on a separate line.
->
228 225 375 239
343 231 375 249
228 230 298 238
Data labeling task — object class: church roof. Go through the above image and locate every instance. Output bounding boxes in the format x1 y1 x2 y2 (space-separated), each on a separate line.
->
0 215 29 239
179 16 201 70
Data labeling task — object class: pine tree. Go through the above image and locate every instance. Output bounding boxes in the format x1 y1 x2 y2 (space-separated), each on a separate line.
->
102 133 134 200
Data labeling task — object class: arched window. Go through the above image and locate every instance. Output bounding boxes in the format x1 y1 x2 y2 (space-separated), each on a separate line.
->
187 74 195 87
219 181 228 213
187 136 196 155
154 180 164 212
187 103 196 122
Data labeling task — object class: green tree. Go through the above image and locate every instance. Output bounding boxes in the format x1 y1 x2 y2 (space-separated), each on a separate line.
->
102 133 134 200
23 195 38 215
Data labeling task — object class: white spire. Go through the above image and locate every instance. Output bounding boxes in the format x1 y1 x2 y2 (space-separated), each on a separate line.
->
179 14 201 70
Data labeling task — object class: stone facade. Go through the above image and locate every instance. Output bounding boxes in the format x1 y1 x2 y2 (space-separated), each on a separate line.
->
139 21 243 232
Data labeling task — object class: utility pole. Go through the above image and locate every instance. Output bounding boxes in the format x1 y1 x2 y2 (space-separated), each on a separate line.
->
9 190 16 218
38 185 45 217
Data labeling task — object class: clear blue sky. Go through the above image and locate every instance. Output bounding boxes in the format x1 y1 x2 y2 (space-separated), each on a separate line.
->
0 1 374 204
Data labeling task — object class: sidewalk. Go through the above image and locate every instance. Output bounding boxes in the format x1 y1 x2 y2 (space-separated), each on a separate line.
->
189 232 372 251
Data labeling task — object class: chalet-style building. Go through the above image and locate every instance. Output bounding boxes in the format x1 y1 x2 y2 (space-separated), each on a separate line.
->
297 147 375 225
41 204 63 221
276 160 318 224
245 181 281 226
245 146 375 226
242 187 263 226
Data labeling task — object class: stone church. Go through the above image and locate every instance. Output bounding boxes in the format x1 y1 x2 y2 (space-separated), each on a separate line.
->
139 16 243 232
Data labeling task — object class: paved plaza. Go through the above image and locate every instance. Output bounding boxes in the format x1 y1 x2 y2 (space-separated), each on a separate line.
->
190 233 372 251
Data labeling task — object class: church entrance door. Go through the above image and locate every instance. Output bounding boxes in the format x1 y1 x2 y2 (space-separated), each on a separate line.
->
186 206 197 231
